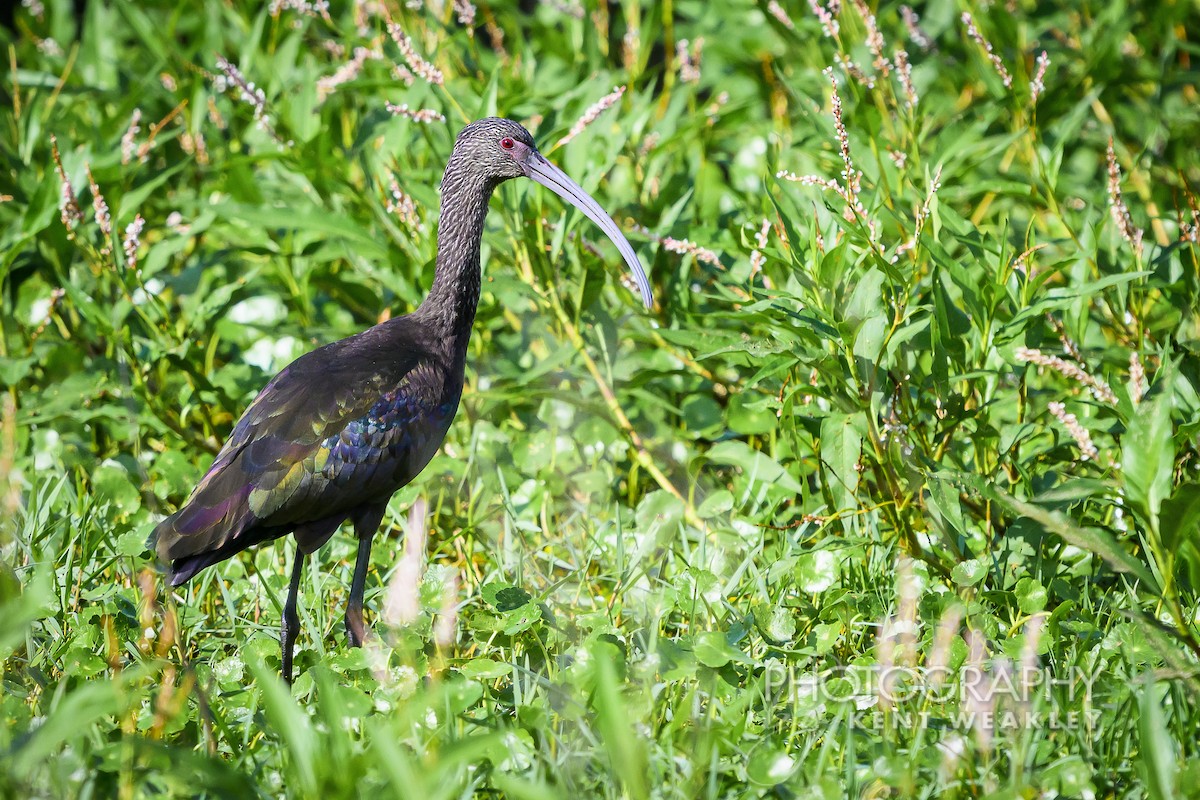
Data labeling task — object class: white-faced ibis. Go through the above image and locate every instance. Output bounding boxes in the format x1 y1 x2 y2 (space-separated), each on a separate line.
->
153 118 653 682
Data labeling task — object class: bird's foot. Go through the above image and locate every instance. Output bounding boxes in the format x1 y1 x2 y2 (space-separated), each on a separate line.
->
345 606 367 648
281 617 298 684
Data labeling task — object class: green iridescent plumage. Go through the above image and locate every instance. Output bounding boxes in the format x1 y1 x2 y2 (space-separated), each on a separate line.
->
151 118 653 683
152 318 455 581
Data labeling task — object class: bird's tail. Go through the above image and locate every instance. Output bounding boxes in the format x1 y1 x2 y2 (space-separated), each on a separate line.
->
162 526 278 585
151 484 256 585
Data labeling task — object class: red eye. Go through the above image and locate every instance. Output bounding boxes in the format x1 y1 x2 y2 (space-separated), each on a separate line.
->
500 137 515 150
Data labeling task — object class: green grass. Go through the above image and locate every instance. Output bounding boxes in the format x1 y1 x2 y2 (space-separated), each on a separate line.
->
2 0 1200 796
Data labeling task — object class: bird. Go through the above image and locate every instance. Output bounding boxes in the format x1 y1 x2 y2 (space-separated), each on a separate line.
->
152 117 653 682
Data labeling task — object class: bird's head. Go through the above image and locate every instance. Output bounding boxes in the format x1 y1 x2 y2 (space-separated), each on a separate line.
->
450 117 653 308
451 117 539 181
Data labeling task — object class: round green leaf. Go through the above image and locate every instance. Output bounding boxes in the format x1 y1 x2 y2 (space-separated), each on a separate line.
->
951 559 987 587
1015 577 1047 614
693 632 749 668
460 658 513 681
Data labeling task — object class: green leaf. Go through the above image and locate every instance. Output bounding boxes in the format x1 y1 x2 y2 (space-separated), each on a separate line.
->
590 648 650 800
214 202 388 259
0 356 36 386
1042 756 1095 798
747 748 796 787
681 394 723 435
697 490 734 519
755 605 796 644
927 478 967 539
460 658 513 681
91 461 141 517
989 487 1158 590
114 529 148 557
795 550 839 593
1035 478 1110 504
727 392 776 435
117 162 189 220
693 631 752 668
8 671 138 779
1123 392 1175 528
635 490 686 540
820 413 863 512
246 655 318 794
853 313 889 364
997 272 1153 340
1137 680 1178 800
481 583 532 612
705 440 802 493
327 647 370 673
1015 577 1048 614
0 559 20 603
951 559 988 587
812 622 841 654
490 775 562 800
844 268 886 327
1159 482 1200 551
500 603 543 635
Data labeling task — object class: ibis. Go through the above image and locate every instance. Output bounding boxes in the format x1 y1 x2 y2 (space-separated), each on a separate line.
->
153 118 653 681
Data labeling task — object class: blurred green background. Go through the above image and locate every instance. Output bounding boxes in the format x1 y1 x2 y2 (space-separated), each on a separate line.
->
2 0 1200 796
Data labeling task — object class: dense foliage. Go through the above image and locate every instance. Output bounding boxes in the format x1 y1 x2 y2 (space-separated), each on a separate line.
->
2 0 1199 796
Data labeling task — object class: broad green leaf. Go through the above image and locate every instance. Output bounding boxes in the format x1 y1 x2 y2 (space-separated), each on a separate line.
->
795 550 839 593
989 487 1158 589
213 203 388 259
460 658 513 680
0 356 36 386
728 392 777 435
1160 483 1200 551
697 490 734 518
755 605 796 644
91 461 142 517
1123 392 1175 528
747 748 796 787
844 268 886 327
951 559 987 587
500 603 543 635
591 649 650 800
1015 577 1048 614
927 478 967 539
812 622 841 654
1137 680 1178 800
8 671 139 779
820 413 862 511
705 440 802 493
693 631 752 668
481 583 533 612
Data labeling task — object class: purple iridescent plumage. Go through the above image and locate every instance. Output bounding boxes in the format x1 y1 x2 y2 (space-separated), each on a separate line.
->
153 316 460 582
150 117 653 683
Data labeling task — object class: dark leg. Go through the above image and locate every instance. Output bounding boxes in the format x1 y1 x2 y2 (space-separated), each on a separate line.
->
345 503 386 647
281 549 306 684
345 535 372 647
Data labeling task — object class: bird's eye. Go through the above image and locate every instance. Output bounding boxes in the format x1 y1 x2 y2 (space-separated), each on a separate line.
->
500 137 515 150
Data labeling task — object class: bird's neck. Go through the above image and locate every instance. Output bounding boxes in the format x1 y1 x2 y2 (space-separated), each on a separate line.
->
418 156 497 354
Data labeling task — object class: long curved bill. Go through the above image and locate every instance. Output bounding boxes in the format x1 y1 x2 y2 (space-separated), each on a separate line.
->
525 153 654 308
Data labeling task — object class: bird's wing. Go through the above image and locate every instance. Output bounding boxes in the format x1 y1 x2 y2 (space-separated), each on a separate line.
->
153 328 446 566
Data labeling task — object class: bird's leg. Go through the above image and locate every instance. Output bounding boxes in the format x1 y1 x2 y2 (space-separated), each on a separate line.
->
345 503 386 648
345 535 373 647
282 549 306 684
